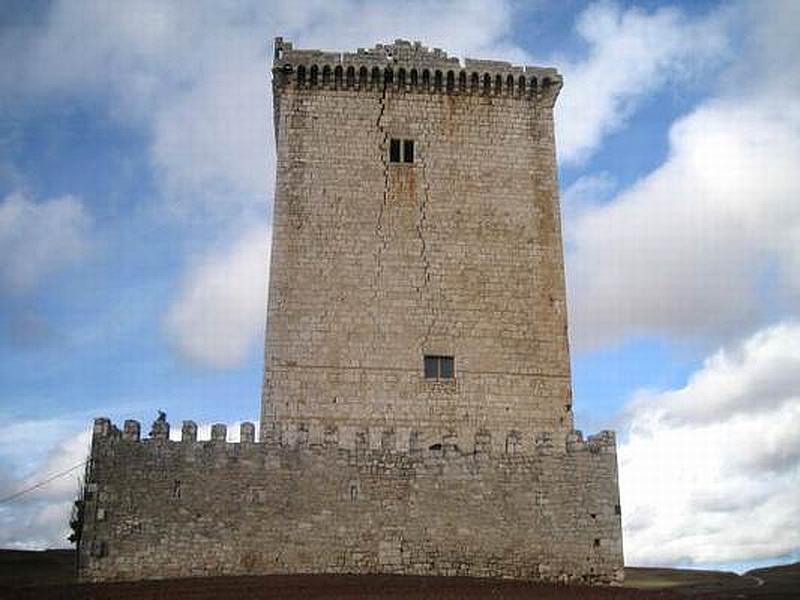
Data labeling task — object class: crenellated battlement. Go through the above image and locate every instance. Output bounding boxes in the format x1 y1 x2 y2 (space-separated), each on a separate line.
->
92 417 615 458
272 37 562 102
82 416 623 583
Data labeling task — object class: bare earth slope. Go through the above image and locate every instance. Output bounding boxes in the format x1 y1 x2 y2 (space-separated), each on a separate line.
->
3 572 682 600
625 563 799 598
1 550 796 599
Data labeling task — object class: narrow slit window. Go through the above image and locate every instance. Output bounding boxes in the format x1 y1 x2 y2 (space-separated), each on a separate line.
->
403 140 414 163
424 356 438 379
389 138 401 163
424 355 454 380
440 356 454 379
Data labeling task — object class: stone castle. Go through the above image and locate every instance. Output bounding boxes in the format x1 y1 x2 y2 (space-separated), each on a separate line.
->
78 38 624 584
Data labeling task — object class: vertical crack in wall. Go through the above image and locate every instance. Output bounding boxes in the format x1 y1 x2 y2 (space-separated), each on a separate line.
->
376 87 389 237
418 151 436 351
370 81 390 350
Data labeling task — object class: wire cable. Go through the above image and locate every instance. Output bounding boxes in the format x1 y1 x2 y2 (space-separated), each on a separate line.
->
0 460 89 505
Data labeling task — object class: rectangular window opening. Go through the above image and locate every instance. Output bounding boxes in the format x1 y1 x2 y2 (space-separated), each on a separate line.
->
424 356 438 379
424 355 454 380
389 138 401 163
389 140 400 162
389 138 414 163
403 140 414 163
440 356 453 378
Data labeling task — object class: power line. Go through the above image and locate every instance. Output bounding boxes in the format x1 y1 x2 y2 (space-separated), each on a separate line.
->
0 460 89 505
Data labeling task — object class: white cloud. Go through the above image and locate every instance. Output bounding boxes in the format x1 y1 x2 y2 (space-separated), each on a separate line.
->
562 172 616 208
2 2 739 249
568 98 800 348
281 0 517 62
627 324 800 427
561 172 617 237
167 420 259 442
556 2 729 164
164 227 269 368
151 62 272 217
619 322 800 566
0 0 539 368
0 192 92 295
0 418 83 474
0 423 90 550
3 1 739 365
0 416 261 549
3 0 520 220
16 0 278 219
566 1 800 349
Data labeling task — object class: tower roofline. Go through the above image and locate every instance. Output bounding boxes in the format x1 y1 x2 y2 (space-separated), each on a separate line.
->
271 37 562 102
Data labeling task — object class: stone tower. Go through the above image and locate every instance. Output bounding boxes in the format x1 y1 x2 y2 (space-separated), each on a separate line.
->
78 38 624 585
263 38 573 452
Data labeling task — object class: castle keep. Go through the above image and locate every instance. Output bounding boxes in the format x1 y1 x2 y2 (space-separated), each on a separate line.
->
79 39 624 584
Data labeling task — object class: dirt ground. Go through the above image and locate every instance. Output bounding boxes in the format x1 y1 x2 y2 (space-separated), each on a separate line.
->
1 550 796 600
3 572 683 600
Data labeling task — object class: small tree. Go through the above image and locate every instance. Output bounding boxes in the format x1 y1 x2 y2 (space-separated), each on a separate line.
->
68 495 84 545
69 460 90 575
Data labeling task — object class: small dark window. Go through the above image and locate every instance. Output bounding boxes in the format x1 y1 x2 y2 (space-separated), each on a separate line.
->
440 356 453 378
389 139 401 163
389 138 415 164
424 356 438 378
92 540 108 558
403 140 414 163
424 355 454 380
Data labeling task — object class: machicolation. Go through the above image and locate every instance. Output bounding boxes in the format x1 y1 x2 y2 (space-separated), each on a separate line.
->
78 38 624 585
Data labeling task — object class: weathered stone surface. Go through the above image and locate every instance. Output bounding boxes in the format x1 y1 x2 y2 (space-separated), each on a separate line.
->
78 38 624 585
80 419 623 584
264 38 570 448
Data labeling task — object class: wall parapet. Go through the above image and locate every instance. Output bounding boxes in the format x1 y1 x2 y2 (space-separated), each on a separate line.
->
91 417 615 458
271 37 562 103
82 416 623 584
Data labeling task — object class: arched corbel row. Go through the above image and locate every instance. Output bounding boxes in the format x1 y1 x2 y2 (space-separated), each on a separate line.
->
282 62 556 100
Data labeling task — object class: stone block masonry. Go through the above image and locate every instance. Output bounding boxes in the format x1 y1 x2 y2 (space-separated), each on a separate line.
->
264 39 573 448
78 38 624 585
79 417 623 583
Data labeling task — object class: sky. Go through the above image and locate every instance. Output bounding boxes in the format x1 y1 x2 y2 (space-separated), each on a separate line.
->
0 0 798 572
